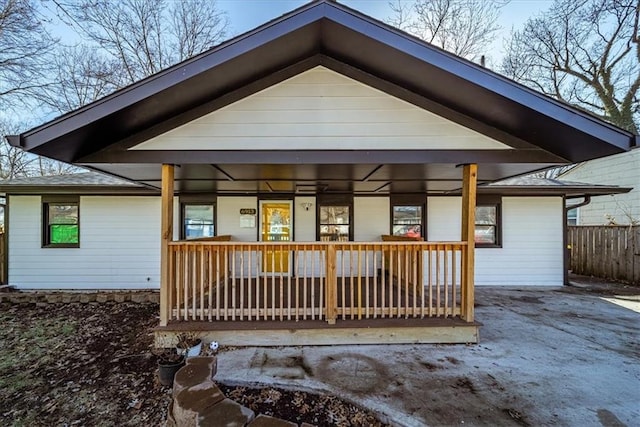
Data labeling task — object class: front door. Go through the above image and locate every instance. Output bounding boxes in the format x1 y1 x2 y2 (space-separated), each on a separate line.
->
259 201 292 273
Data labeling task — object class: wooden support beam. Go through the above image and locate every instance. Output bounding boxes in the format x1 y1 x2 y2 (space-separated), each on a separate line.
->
461 164 477 322
325 244 337 324
160 164 174 327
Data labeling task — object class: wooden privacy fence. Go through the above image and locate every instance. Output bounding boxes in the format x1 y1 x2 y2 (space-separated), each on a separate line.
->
0 232 5 284
166 241 470 323
568 226 640 284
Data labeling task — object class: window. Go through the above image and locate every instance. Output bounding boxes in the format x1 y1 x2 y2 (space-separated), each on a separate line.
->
43 197 79 247
567 208 578 226
391 196 426 238
475 197 501 247
317 195 352 241
182 203 215 240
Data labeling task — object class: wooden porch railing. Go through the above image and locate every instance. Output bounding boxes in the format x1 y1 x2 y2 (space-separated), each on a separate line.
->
166 241 469 324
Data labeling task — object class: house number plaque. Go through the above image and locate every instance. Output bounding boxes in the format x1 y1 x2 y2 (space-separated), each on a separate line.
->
239 208 256 228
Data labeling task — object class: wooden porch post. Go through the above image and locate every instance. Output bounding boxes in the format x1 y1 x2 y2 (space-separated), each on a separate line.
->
160 164 174 327
461 164 477 322
325 244 337 324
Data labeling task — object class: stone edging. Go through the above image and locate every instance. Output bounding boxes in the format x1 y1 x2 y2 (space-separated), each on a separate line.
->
168 356 315 427
0 291 159 304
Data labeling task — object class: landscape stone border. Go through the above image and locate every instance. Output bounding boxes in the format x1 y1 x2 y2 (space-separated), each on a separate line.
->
0 290 159 305
168 356 316 427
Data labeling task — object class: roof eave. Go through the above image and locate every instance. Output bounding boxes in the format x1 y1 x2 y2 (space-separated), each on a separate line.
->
6 135 20 148
13 0 636 165
0 185 159 196
476 185 633 198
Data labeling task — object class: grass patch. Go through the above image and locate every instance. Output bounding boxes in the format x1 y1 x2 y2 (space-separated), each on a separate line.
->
0 313 78 397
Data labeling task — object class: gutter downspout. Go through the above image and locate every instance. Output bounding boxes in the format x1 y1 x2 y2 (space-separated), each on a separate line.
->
563 196 592 285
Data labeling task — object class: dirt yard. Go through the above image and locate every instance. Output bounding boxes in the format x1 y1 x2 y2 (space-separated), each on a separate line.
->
0 300 385 426
1 277 637 426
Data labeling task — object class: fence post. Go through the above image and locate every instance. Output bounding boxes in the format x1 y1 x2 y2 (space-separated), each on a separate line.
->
325 244 337 324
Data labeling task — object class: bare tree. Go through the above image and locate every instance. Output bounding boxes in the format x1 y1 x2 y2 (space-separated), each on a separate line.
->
51 0 228 85
387 0 507 61
34 45 125 113
171 0 228 62
0 119 80 179
502 0 639 134
0 0 56 109
0 120 36 179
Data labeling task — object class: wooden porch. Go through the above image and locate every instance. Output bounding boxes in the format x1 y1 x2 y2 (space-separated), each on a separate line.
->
155 164 479 346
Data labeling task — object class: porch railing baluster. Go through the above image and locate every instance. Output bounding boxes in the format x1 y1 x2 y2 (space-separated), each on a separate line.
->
167 241 467 325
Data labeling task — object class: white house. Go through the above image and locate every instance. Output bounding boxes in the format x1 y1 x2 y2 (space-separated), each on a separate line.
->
560 148 639 225
4 1 635 345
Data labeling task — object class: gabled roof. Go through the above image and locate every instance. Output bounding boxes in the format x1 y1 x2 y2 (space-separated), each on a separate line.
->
5 0 636 194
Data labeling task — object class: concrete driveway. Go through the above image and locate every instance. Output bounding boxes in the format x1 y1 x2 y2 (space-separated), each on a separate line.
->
216 285 640 426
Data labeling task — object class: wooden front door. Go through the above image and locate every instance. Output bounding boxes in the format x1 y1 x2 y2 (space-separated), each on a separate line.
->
259 201 292 273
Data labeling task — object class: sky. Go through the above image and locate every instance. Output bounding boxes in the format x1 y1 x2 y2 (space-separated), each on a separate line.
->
44 0 554 65
218 0 554 61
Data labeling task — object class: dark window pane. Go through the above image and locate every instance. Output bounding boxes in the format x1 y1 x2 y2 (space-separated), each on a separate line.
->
567 208 578 225
393 205 422 237
393 206 421 223
475 206 496 225
50 224 79 244
184 205 214 239
320 206 349 224
49 204 78 224
474 225 496 244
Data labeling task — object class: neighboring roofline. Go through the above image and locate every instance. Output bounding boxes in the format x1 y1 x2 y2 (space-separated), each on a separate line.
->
557 144 640 179
0 170 158 195
0 186 159 196
477 185 632 198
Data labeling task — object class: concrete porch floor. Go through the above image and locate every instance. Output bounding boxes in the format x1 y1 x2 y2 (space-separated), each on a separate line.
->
214 283 640 426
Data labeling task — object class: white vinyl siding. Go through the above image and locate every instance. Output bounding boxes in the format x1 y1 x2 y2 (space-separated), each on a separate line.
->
560 149 640 225
132 66 511 152
428 196 563 286
8 196 160 290
354 197 389 242
216 196 258 241
7 194 563 289
294 196 316 241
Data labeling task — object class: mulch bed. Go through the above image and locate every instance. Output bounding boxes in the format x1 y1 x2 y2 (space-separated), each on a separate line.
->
0 300 387 426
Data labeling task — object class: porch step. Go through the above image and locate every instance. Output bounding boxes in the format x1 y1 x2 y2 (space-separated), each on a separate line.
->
155 317 480 347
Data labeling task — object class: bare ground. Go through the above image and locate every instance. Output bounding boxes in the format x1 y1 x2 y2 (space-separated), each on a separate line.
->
1 277 637 426
0 301 386 426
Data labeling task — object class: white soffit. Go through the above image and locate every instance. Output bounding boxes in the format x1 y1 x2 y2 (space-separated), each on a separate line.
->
130 66 512 151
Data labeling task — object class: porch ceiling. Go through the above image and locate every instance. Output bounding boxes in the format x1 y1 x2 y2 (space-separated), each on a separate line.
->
93 162 556 194
7 0 635 193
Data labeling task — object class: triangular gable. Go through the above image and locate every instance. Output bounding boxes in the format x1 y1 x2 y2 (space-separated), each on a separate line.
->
7 0 634 169
131 67 511 151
